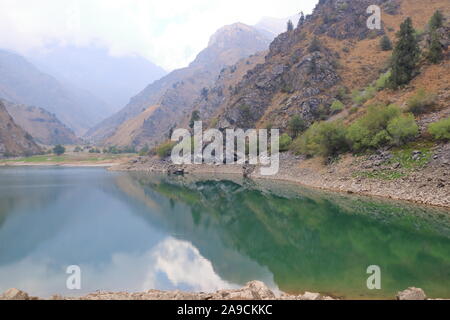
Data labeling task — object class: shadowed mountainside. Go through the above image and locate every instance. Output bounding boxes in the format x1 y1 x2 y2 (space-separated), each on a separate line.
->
0 100 41 157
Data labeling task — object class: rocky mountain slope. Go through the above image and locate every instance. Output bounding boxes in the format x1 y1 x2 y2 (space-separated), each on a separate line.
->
86 23 272 147
0 49 110 135
0 100 41 157
180 0 447 134
30 45 167 113
2 99 79 146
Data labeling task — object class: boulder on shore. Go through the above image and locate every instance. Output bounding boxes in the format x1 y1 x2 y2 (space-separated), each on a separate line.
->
0 288 30 300
396 287 427 300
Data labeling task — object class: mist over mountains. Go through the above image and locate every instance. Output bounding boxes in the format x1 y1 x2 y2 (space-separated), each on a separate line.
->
0 49 110 135
29 45 167 113
85 22 274 147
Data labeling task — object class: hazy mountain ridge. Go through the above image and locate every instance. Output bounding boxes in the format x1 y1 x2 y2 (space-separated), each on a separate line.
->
2 99 80 146
0 49 110 135
87 22 272 147
30 45 167 113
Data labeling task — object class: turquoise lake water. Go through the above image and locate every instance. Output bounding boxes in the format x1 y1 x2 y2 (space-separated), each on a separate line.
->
0 167 449 299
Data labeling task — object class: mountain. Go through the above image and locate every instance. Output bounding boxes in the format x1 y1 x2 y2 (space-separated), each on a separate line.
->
194 0 449 133
1 99 79 146
86 23 272 147
0 100 41 157
29 45 167 113
0 49 110 135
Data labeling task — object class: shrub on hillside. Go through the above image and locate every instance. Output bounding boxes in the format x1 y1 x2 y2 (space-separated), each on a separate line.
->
292 121 348 157
139 145 150 156
308 37 322 53
330 100 345 114
406 88 437 115
428 117 450 141
375 71 391 91
279 133 293 152
352 86 376 105
152 141 176 158
288 115 306 138
346 105 418 151
380 35 393 51
386 114 419 145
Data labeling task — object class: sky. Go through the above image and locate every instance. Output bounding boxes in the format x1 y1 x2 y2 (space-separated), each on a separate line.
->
0 0 318 71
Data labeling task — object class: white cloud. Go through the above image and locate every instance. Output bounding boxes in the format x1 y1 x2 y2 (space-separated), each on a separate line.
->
0 0 318 70
0 237 239 297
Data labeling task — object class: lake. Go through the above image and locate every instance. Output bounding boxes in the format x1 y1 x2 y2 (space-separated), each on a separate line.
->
0 167 449 299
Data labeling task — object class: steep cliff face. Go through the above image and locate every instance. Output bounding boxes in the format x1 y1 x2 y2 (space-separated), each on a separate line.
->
86 23 272 147
212 0 391 130
199 0 448 132
89 0 449 149
2 99 80 146
0 101 41 157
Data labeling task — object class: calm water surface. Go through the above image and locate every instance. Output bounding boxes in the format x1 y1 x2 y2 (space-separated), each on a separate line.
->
0 167 449 299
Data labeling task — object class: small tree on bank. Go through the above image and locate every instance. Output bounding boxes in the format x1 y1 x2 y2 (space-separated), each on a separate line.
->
389 18 420 89
53 145 65 156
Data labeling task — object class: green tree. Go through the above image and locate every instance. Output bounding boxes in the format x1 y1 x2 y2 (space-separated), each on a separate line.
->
428 117 450 141
428 10 444 31
293 121 348 157
389 18 420 89
427 31 443 64
387 114 419 145
308 37 321 53
53 145 65 156
288 115 306 138
279 134 293 152
297 12 305 28
380 35 392 51
189 110 201 129
346 105 418 151
287 20 294 32
406 88 437 115
330 100 345 114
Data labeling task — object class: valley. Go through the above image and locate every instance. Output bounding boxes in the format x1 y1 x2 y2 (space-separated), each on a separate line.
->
0 0 449 302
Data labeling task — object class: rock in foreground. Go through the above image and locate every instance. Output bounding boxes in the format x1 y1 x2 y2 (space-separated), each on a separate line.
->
396 287 427 301
0 283 442 301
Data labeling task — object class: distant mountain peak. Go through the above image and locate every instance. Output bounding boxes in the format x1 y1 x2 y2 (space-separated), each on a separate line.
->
208 22 262 47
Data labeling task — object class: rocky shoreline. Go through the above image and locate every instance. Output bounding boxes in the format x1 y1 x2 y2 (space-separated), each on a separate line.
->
0 281 439 301
111 143 450 209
